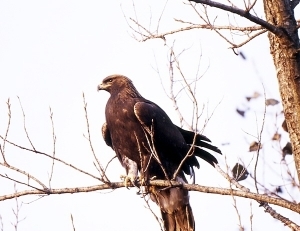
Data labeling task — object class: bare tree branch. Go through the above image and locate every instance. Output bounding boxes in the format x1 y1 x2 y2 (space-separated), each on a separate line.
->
0 162 47 190
189 3 266 48
0 137 102 182
175 19 263 31
0 173 47 192
188 0 286 38
1 180 299 215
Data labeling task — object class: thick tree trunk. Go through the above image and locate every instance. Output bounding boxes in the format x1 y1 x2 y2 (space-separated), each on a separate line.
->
263 0 300 181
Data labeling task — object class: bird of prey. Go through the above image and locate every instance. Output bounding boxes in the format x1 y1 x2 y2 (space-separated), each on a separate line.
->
98 74 221 231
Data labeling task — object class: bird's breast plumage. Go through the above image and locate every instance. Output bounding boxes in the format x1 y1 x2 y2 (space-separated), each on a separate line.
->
105 96 147 166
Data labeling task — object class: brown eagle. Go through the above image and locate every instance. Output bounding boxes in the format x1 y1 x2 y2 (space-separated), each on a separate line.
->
98 74 221 231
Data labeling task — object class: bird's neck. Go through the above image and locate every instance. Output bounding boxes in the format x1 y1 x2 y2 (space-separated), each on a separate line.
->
111 85 143 99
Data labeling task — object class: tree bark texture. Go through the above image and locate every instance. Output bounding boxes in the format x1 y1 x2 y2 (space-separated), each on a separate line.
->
263 0 300 181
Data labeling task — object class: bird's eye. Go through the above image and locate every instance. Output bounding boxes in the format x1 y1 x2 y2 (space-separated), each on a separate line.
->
108 79 113 83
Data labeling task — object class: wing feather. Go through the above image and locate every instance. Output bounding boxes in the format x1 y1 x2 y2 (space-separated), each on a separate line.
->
134 101 196 174
175 125 222 155
192 146 218 166
102 122 113 149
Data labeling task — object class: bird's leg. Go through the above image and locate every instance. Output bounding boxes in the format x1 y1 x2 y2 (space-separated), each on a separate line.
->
120 172 137 189
121 156 138 189
135 154 156 195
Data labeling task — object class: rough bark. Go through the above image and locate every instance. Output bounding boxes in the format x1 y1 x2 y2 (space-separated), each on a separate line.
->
263 0 300 181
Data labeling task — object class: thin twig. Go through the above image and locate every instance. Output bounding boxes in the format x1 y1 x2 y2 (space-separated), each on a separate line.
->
82 93 109 183
142 194 164 231
168 46 193 130
48 107 56 187
191 4 267 48
1 98 11 164
0 214 3 231
231 194 244 231
254 84 267 193
250 201 254 231
0 137 102 181
140 123 170 182
104 156 117 173
11 184 26 231
246 0 257 12
70 214 76 231
17 97 36 151
0 173 47 193
0 162 47 189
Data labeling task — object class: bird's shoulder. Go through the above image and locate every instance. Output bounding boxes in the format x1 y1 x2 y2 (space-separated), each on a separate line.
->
133 100 169 126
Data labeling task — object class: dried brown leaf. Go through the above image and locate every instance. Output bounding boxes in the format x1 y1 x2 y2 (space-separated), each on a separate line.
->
249 141 262 152
239 51 246 60
282 119 288 132
282 142 292 157
246 91 260 101
275 186 282 194
232 163 249 181
265 98 279 106
236 108 245 117
272 132 281 141
253 92 260 99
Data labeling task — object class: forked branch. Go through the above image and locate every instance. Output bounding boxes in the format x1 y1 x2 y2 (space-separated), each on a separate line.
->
188 0 286 38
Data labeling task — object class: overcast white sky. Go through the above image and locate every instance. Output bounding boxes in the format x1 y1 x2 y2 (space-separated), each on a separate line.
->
0 1 299 231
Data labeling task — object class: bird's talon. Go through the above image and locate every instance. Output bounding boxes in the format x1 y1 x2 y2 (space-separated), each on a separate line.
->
120 174 137 189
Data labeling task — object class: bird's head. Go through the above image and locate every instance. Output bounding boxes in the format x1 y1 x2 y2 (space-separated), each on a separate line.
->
97 74 130 93
97 74 142 98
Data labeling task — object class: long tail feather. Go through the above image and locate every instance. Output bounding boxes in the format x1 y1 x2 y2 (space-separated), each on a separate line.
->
150 176 195 231
176 125 211 143
192 146 218 166
176 125 222 155
161 204 194 231
194 141 222 155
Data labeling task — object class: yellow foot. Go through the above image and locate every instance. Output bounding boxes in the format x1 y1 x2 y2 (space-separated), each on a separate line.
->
120 174 137 189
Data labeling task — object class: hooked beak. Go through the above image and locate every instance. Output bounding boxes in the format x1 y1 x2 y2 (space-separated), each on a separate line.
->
97 83 104 91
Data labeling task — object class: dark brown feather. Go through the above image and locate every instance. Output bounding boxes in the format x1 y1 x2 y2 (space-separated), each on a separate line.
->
98 75 221 231
150 183 194 231
176 125 222 155
102 122 113 149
